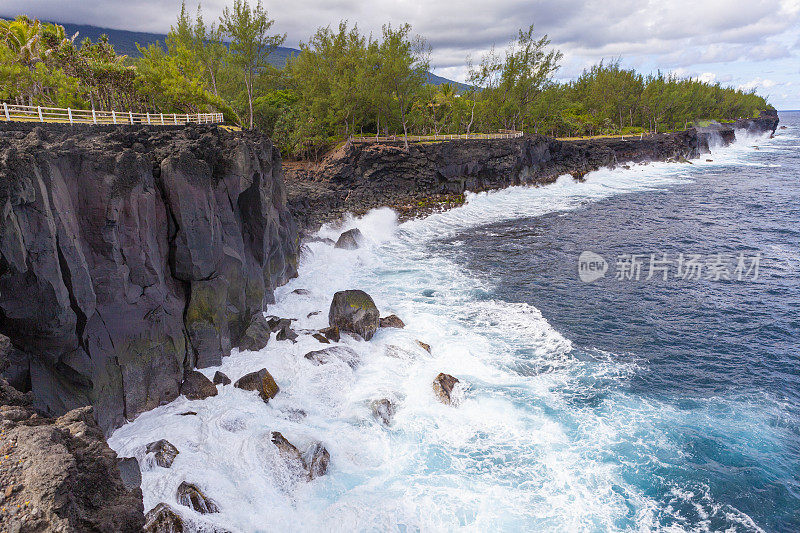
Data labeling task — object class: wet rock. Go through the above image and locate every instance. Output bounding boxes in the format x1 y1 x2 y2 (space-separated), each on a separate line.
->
271 431 307 478
304 346 360 369
213 371 231 386
379 314 405 328
178 411 197 416
234 368 279 402
432 373 460 405
329 290 380 341
416 340 431 353
180 371 218 400
281 408 307 421
305 442 330 479
176 481 219 514
312 333 330 344
264 316 299 342
292 288 311 295
118 457 142 491
319 325 340 342
276 324 298 342
307 311 322 318
334 228 365 249
384 345 418 360
146 439 180 468
271 432 330 481
371 398 396 426
239 314 271 352
265 316 294 331
144 503 185 533
286 110 779 231
304 236 336 246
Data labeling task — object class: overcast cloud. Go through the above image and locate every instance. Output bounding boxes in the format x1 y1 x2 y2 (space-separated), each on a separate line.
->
3 0 799 108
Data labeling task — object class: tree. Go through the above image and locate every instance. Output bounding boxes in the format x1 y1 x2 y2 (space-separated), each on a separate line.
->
288 22 369 138
375 24 429 148
219 0 285 128
470 26 562 132
170 3 228 97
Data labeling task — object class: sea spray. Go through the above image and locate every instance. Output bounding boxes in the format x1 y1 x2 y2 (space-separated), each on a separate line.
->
109 128 783 532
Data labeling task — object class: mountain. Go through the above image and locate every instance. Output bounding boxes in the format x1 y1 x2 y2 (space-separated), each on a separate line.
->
58 22 298 67
56 22 467 89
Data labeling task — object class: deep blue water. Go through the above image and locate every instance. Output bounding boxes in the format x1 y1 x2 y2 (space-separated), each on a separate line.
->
435 112 800 531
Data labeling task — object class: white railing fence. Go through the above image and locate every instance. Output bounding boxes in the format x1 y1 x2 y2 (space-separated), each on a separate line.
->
1 103 223 126
350 130 523 143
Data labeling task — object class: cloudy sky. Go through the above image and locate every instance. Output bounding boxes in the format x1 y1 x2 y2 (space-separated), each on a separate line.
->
4 0 799 108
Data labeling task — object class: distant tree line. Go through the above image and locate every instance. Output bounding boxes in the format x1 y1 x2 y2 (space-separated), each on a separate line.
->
0 2 770 158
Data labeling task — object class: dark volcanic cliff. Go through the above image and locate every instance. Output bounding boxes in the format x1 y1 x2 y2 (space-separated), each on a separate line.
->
287 111 779 229
0 377 144 531
0 124 298 434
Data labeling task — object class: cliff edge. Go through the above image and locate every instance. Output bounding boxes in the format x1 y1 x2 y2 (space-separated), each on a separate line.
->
286 110 778 229
0 124 299 434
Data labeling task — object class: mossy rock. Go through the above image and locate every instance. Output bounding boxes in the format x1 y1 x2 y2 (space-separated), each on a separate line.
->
144 503 184 533
176 481 219 514
234 368 279 402
328 290 379 341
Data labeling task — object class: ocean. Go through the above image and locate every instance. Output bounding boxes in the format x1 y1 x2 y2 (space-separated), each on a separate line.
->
109 111 799 532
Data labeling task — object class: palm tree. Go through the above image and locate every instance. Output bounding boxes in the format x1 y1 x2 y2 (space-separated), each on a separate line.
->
1 17 43 67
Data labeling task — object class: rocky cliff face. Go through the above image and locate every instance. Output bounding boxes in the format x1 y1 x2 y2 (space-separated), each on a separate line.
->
0 377 144 531
0 124 298 434
286 110 779 229
286 129 706 228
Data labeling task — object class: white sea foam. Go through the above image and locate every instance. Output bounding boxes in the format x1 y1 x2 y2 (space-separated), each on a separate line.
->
108 132 777 532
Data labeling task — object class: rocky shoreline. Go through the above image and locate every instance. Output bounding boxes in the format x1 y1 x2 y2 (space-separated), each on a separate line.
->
0 110 778 531
284 109 779 229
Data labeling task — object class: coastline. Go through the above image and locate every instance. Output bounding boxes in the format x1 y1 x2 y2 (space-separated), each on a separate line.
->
284 110 779 230
107 118 789 531
0 111 780 531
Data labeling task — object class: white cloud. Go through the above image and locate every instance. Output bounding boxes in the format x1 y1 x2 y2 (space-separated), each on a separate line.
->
739 77 777 90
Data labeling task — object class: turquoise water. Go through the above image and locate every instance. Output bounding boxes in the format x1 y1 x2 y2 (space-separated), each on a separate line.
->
110 114 797 532
434 112 800 531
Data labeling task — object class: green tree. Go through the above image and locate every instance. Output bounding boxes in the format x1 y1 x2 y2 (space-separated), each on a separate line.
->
219 0 285 128
288 22 369 138
470 25 562 132
375 24 429 148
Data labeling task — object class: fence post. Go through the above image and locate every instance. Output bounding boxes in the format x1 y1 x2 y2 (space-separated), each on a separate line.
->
38 106 44 122
146 113 151 125
197 113 200 124
3 102 9 121
174 113 177 125
129 111 134 124
112 110 117 124
67 108 73 124
160 113 164 125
